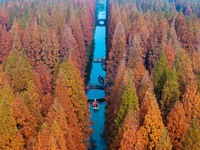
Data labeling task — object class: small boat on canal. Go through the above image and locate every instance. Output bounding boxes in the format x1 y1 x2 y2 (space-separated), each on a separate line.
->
92 99 99 110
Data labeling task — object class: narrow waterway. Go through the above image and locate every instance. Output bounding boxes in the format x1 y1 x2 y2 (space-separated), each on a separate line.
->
87 0 107 149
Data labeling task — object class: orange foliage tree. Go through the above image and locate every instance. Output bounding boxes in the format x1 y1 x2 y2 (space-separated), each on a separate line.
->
139 88 165 150
55 60 91 141
0 84 24 149
167 101 188 150
114 109 142 150
12 95 37 149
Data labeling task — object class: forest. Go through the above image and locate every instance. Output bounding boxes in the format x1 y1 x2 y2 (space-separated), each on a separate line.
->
0 0 200 149
105 0 200 149
0 0 95 149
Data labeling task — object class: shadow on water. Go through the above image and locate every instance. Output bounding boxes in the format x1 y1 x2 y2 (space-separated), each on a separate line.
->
87 0 107 149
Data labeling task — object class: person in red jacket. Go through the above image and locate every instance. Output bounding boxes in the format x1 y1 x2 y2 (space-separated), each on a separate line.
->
93 99 98 108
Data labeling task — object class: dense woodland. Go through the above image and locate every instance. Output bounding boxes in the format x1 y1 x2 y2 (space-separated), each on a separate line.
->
1 0 200 149
0 0 95 149
105 0 200 150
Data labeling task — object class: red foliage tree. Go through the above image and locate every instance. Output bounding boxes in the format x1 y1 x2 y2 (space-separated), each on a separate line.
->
164 45 175 69
106 21 126 86
68 13 87 78
0 27 12 63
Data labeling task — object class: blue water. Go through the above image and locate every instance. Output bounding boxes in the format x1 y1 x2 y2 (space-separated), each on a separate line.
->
87 0 107 149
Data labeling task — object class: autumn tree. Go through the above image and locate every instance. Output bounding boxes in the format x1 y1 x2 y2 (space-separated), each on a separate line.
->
12 95 37 149
182 81 200 122
46 99 86 149
167 101 188 149
35 123 57 150
0 4 9 29
20 80 42 125
175 49 195 96
127 35 146 90
105 61 127 145
155 128 172 150
55 60 91 141
0 27 12 63
0 84 24 149
164 45 175 69
49 120 67 150
4 46 42 125
139 88 165 150
114 109 141 150
80 8 94 49
175 12 188 50
33 65 53 116
197 71 200 92
53 78 87 148
68 12 87 78
106 21 126 86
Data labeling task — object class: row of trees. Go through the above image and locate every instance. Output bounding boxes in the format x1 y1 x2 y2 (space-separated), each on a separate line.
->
105 0 200 149
114 0 200 17
0 0 95 149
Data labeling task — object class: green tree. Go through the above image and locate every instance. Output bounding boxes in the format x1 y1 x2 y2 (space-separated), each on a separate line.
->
3 51 18 81
182 117 200 150
114 70 139 130
160 68 180 120
12 52 33 93
153 50 169 101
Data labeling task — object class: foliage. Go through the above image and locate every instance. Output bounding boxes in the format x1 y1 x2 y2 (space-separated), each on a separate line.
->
0 0 95 149
114 70 139 130
155 128 172 150
160 68 180 119
55 61 91 141
12 95 37 149
182 117 200 150
167 101 188 149
0 84 24 149
153 50 169 101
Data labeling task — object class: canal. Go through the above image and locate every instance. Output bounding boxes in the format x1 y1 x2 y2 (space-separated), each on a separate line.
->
87 0 107 149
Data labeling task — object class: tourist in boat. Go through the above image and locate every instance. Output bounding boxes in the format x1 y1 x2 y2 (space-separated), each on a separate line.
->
93 99 98 108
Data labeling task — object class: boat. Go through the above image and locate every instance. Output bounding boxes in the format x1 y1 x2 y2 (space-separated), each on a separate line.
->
92 99 99 110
